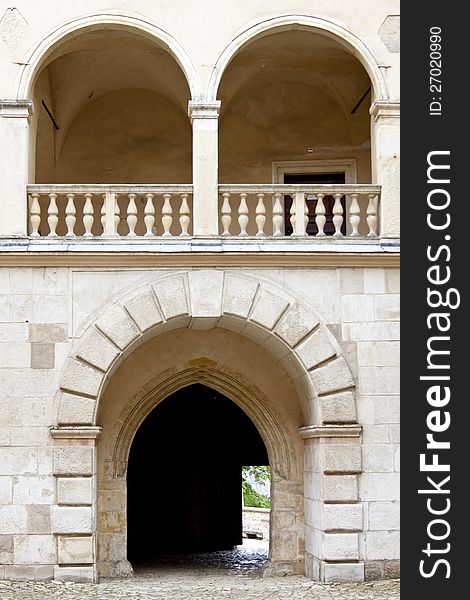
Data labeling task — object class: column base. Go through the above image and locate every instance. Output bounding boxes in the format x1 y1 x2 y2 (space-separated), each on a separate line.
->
305 553 365 582
365 559 400 580
261 559 304 577
97 559 134 579
53 565 96 583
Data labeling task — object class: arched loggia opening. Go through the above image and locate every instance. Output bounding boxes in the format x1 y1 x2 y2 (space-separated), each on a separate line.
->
26 23 194 237
127 383 270 569
218 26 374 236
30 26 192 184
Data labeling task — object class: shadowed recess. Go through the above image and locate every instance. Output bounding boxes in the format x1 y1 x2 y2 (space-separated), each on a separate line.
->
127 383 269 561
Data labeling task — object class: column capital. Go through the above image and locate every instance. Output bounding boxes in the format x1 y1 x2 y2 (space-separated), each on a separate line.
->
0 99 34 118
369 100 400 121
50 426 102 440
299 424 362 439
188 100 221 122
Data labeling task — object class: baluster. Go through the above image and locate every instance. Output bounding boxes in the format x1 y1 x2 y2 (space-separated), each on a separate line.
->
315 193 326 237
367 194 379 237
349 193 360 237
29 193 41 237
303 195 309 234
47 192 59 237
101 192 119 236
127 193 138 237
221 192 232 236
332 193 344 237
292 191 307 236
83 193 94 237
65 193 76 237
179 193 190 237
114 194 120 236
101 194 106 235
272 193 283 237
144 193 155 237
238 193 249 236
255 193 266 237
162 193 173 237
289 195 296 235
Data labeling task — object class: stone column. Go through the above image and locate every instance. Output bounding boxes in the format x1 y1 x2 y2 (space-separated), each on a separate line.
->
301 425 364 583
50 426 101 583
370 101 400 240
0 100 33 237
188 101 221 236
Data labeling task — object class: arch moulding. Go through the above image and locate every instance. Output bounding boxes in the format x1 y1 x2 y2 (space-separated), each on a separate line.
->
107 359 299 481
96 358 306 579
54 269 358 429
15 11 201 101
207 13 391 102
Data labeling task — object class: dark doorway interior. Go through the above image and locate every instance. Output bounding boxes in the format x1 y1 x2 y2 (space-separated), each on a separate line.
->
284 171 346 236
127 384 269 562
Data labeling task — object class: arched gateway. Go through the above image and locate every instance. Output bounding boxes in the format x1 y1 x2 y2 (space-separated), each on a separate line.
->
50 270 363 583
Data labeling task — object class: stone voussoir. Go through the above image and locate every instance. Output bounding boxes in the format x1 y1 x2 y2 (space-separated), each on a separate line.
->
60 359 103 398
222 274 259 318
188 269 224 317
57 393 96 425
317 391 357 424
123 288 163 332
76 327 120 372
274 301 320 348
310 357 355 396
249 286 290 330
95 304 139 350
295 327 337 371
152 274 188 320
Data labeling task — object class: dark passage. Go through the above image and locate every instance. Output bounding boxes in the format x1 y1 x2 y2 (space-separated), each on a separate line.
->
127 384 269 562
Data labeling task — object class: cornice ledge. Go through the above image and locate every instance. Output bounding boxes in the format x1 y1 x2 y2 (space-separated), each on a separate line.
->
0 99 34 118
0 251 400 268
188 100 221 121
299 424 362 439
50 426 102 440
370 100 400 121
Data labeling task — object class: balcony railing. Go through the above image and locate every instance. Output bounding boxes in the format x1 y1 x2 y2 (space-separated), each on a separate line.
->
26 183 380 239
27 185 193 238
218 185 380 238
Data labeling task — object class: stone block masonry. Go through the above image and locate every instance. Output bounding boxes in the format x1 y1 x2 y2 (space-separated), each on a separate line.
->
0 265 399 582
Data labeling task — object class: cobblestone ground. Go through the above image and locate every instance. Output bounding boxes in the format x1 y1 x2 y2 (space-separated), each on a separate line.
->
0 548 400 600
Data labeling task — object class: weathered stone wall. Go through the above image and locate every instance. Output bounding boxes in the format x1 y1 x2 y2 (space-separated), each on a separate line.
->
0 265 399 581
243 508 270 542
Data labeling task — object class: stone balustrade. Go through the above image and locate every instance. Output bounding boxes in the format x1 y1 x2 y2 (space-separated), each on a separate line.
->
26 184 381 240
27 185 193 238
218 185 381 238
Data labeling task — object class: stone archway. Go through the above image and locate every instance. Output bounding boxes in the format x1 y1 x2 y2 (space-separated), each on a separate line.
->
207 14 390 102
97 358 304 578
16 12 200 101
50 269 363 583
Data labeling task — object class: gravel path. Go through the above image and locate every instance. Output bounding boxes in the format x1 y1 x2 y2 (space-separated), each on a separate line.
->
0 548 400 600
